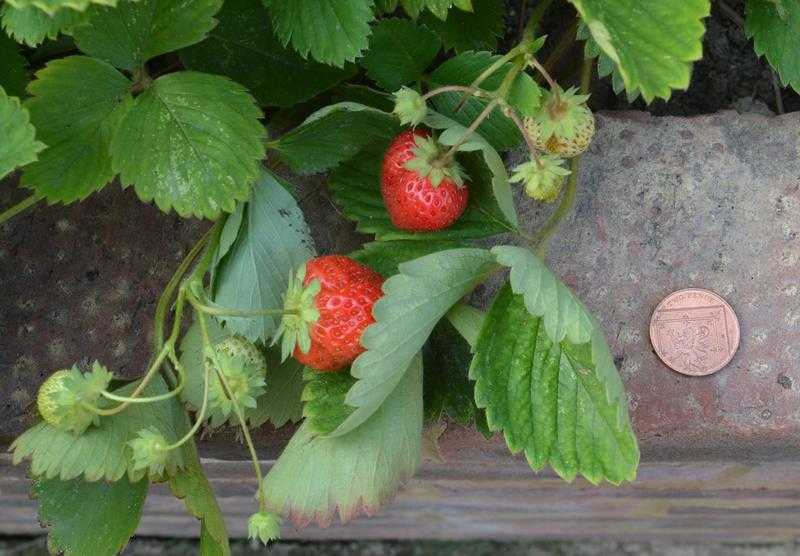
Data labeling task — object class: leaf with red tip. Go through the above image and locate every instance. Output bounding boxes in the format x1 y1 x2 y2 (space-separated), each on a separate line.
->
263 354 422 527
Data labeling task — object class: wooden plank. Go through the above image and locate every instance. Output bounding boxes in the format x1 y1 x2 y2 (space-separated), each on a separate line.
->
3 454 799 543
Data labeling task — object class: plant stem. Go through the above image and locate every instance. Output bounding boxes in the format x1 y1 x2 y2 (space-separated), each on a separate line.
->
453 45 524 112
717 0 744 27
191 301 294 319
528 56 559 91
530 57 593 256
771 70 785 114
531 159 579 256
0 194 43 225
166 365 209 451
153 225 215 362
521 0 554 41
422 85 483 102
89 345 172 415
224 378 266 511
542 19 579 78
100 374 184 403
440 97 500 162
506 108 540 163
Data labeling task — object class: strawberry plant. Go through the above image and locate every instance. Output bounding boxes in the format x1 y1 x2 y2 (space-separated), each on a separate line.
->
2 0 783 553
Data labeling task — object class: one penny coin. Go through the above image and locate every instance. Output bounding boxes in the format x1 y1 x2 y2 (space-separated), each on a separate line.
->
649 288 740 376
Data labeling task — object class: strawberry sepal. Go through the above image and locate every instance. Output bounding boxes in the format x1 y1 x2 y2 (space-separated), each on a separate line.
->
273 265 321 361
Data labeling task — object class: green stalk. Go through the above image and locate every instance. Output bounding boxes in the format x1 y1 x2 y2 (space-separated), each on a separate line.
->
531 57 594 256
0 194 43 225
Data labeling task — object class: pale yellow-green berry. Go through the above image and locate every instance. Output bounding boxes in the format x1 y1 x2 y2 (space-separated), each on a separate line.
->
36 369 71 427
392 86 427 127
248 510 282 545
525 86 596 158
510 155 571 202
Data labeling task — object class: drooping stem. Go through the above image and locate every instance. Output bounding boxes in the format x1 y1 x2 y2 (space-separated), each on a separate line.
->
528 56 559 91
89 345 172 416
521 0 554 41
421 85 484 102
531 158 579 256
0 194 43 226
152 223 216 382
209 345 266 511
531 57 593 256
506 107 541 164
190 300 295 319
439 97 500 163
453 44 525 112
166 365 210 451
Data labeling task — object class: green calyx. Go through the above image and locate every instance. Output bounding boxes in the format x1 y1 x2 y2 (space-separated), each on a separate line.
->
532 86 591 142
128 426 170 478
37 362 113 435
510 155 571 202
248 510 282 545
403 134 466 187
207 340 267 421
392 86 427 127
273 265 321 361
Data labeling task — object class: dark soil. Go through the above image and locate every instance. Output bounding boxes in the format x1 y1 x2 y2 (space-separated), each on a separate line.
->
505 0 797 115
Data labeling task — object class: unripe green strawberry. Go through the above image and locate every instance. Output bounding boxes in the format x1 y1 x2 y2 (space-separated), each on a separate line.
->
525 86 595 158
207 336 267 421
37 369 71 427
36 363 112 434
510 155 571 202
214 336 265 371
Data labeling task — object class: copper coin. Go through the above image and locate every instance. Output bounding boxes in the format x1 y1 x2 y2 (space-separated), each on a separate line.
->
649 288 740 376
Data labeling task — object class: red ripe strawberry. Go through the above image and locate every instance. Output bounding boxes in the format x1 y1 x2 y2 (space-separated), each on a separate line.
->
381 129 468 231
275 256 384 372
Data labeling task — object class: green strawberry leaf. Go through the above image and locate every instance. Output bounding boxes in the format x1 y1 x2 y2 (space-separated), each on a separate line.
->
73 0 222 71
33 475 148 556
265 0 374 67
471 281 639 484
399 0 426 17
0 87 45 180
359 18 441 92
248 347 305 428
11 376 190 482
351 239 466 278
273 102 399 175
423 319 488 430
375 0 399 13
20 56 130 203
179 317 304 428
212 170 315 342
110 71 264 219
330 83 394 111
0 32 29 97
577 22 640 102
429 51 541 150
264 354 422 527
168 439 230 556
420 0 503 53
330 248 497 436
568 0 710 102
329 133 516 241
301 368 356 436
180 0 354 108
423 109 518 228
6 0 114 16
746 0 800 92
1 3 86 47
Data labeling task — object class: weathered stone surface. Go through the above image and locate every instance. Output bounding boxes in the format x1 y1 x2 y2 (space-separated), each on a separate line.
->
507 110 800 458
1 111 798 459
